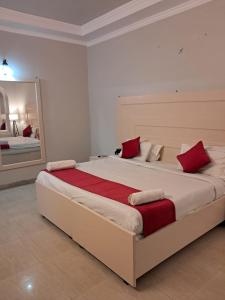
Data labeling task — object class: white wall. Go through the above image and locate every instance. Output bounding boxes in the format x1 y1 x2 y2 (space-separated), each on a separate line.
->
0 30 90 186
1 0 225 186
88 0 225 155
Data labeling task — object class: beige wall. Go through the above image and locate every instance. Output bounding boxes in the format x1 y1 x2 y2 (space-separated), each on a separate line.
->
87 0 225 155
0 31 90 186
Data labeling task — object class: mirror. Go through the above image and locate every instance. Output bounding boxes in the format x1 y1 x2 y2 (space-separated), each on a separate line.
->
0 80 46 170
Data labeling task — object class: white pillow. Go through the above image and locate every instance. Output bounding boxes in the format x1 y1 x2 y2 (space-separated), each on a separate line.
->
205 146 225 162
133 141 152 162
201 163 225 180
202 146 225 180
180 144 190 154
147 144 163 162
180 143 225 179
30 127 38 138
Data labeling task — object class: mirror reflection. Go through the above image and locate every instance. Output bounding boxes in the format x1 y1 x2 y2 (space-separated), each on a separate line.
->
0 81 43 166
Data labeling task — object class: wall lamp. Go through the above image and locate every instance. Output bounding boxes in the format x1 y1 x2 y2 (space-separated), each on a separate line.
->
0 59 14 81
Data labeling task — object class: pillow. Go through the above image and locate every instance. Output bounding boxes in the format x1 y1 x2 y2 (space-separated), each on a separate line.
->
181 144 225 157
132 141 152 162
201 163 225 180
121 137 140 159
180 144 225 179
204 146 225 162
147 144 163 162
23 125 32 137
180 144 190 154
177 141 211 173
201 146 225 179
30 127 36 138
0 122 6 130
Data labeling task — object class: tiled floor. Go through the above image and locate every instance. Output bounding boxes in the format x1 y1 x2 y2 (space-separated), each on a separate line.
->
0 184 225 300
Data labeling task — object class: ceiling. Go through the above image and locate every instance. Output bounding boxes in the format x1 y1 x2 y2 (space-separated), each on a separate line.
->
0 0 131 25
0 0 214 46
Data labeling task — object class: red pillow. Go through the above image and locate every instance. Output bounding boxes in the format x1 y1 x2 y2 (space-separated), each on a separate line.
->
0 122 6 130
177 141 211 173
121 137 140 159
23 125 32 137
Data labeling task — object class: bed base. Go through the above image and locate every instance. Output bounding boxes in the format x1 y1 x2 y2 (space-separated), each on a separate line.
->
36 182 225 287
2 149 41 165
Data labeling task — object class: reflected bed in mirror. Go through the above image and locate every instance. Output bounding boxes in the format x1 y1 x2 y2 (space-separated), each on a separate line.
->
0 80 45 170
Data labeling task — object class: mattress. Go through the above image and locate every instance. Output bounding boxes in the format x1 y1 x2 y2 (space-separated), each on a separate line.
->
1 147 40 155
36 156 225 235
0 136 40 150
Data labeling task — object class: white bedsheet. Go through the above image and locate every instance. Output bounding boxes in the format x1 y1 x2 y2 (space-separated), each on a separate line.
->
0 136 40 149
36 156 225 235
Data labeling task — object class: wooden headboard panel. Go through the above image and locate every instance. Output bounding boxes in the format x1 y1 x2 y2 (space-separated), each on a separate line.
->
117 91 225 163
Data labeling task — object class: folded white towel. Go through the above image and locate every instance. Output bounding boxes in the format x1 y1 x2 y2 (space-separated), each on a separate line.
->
46 160 76 171
128 189 165 206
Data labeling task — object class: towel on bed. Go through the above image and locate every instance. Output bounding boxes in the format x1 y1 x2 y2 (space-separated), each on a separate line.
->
128 189 165 206
46 160 76 171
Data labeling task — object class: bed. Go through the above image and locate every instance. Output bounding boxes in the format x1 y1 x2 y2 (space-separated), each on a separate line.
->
36 90 225 287
0 136 41 164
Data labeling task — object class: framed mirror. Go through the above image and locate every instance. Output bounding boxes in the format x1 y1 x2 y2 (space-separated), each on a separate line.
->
0 79 46 170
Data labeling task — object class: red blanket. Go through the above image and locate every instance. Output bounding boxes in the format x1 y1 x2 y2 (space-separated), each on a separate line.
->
46 168 175 237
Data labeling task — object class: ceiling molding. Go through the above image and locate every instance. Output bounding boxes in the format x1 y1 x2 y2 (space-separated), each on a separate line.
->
87 0 213 46
0 0 214 47
0 24 86 46
0 7 81 35
81 0 164 35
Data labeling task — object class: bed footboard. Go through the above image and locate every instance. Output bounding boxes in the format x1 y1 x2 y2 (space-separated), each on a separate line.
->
36 182 137 287
36 182 75 237
36 182 225 288
135 195 225 279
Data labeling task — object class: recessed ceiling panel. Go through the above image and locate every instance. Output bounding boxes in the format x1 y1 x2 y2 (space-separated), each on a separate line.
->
0 0 132 25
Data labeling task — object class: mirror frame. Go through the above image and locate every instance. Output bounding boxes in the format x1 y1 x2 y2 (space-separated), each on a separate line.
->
0 86 11 136
0 79 46 171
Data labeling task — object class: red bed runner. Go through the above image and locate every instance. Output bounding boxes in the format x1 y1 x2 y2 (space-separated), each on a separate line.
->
46 168 176 237
0 144 10 150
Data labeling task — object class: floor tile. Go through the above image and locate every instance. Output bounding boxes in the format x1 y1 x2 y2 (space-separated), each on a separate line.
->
0 184 224 300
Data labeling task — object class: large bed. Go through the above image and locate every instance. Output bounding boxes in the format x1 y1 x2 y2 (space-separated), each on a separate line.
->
0 136 41 164
37 157 225 235
36 90 225 287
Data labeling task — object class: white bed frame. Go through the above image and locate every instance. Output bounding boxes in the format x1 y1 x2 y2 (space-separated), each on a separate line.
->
36 90 225 287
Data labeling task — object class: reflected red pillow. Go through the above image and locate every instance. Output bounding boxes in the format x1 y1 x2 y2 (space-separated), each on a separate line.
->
177 141 211 173
0 122 6 130
23 125 32 137
121 137 140 159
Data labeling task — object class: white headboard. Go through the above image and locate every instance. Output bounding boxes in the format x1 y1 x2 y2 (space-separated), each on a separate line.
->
117 91 225 163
